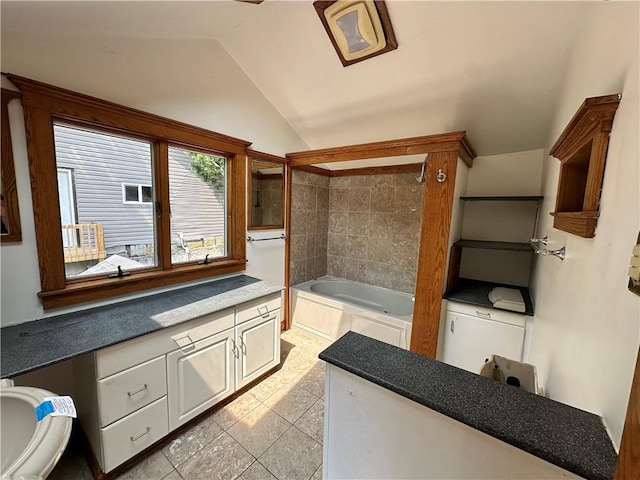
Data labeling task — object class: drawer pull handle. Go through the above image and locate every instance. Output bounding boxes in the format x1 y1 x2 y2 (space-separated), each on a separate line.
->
231 339 239 358
130 427 150 442
238 337 247 355
257 306 270 317
127 384 148 397
476 311 492 319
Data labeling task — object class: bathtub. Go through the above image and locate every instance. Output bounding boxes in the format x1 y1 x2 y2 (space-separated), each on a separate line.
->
291 277 413 349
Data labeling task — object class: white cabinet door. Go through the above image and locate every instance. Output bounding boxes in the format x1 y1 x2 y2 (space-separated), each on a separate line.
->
236 310 281 389
442 312 524 374
167 329 235 430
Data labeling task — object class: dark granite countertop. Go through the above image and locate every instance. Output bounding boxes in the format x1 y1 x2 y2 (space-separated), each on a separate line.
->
1 275 282 378
444 278 535 316
320 332 617 480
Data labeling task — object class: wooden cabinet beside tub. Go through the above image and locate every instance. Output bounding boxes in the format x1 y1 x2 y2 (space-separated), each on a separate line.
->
73 293 281 474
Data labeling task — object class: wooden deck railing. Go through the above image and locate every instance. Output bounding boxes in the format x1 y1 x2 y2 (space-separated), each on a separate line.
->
62 223 106 263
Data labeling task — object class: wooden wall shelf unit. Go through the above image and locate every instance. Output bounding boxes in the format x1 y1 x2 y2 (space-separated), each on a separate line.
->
549 94 621 238
445 195 542 314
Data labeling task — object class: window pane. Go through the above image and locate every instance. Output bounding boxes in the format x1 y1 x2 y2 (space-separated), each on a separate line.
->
53 123 157 279
124 185 139 202
141 186 153 203
168 146 227 264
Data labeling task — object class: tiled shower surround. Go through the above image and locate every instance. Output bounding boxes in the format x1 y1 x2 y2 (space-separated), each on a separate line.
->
290 171 424 294
289 170 330 285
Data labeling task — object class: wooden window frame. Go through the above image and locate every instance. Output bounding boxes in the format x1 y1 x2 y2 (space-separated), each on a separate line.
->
1 88 23 243
7 74 250 310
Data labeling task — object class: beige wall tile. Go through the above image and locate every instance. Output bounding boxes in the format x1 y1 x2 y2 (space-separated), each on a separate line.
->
348 188 371 211
328 212 348 235
347 212 369 236
346 235 367 260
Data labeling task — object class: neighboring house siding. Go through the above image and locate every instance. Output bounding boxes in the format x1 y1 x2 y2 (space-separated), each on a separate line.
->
54 124 154 248
168 149 225 244
54 125 226 250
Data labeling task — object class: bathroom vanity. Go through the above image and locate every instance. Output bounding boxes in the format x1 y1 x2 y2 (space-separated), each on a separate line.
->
0 275 283 475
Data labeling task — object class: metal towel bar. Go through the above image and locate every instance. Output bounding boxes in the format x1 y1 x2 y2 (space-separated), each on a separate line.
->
246 234 286 242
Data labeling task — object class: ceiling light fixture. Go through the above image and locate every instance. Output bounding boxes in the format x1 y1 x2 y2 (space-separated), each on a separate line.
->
314 0 398 67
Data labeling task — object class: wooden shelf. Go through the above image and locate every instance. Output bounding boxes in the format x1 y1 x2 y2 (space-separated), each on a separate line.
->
460 196 543 202
549 94 620 238
454 239 533 252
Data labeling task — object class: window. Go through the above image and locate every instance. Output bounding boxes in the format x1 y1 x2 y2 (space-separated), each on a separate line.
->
53 123 157 279
123 185 154 204
10 74 250 309
168 146 227 265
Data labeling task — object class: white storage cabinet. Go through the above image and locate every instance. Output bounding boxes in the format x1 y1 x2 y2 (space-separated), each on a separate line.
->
442 301 525 373
74 293 281 474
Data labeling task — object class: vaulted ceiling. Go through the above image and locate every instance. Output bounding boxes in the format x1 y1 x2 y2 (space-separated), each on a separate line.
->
1 1 591 156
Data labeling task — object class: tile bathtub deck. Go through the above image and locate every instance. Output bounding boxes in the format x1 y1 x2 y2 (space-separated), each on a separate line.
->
49 328 331 480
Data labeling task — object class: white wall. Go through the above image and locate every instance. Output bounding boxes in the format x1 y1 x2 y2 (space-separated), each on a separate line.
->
465 149 544 197
0 35 307 327
528 3 639 448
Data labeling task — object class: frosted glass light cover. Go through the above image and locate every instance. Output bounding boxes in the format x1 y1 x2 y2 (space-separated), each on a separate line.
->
325 1 386 61
336 10 371 53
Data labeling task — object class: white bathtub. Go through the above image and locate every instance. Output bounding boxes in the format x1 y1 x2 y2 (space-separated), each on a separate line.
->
291 277 413 349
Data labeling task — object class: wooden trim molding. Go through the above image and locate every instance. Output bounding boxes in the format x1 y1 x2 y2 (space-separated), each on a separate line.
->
291 163 423 177
246 149 288 164
287 131 474 167
410 151 460 357
11 74 250 309
283 163 293 330
549 94 621 238
6 74 251 154
293 165 332 176
615 344 640 479
1 88 22 243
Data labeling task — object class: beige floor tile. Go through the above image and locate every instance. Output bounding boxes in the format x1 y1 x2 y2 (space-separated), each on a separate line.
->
176 432 254 480
259 426 323 480
162 470 183 480
310 464 323 480
162 413 224 467
264 384 318 424
295 362 325 398
213 391 262 430
228 404 291 457
248 370 292 402
294 398 324 444
236 461 278 480
115 450 175 480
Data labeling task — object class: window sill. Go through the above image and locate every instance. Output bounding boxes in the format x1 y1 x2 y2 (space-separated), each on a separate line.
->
38 259 247 310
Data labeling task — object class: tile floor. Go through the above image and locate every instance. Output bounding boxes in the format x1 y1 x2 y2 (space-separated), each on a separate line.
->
49 328 331 480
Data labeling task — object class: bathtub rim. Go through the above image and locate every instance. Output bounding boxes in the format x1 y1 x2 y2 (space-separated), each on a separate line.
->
291 276 414 323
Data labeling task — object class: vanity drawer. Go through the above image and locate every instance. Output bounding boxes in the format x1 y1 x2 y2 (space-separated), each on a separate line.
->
235 293 282 325
97 355 167 427
96 308 234 378
100 396 169 473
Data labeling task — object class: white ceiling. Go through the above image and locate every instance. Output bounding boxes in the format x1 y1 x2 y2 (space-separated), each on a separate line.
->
1 1 591 157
